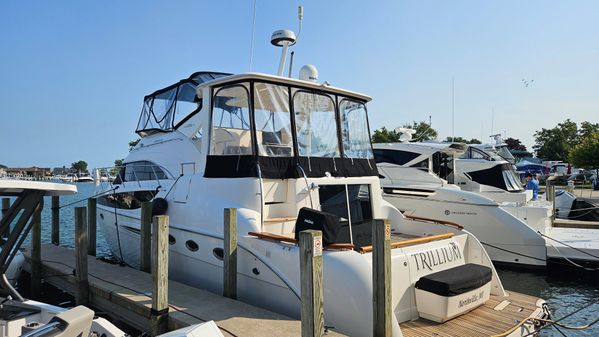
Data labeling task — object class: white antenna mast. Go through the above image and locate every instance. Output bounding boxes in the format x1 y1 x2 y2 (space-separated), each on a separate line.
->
248 0 257 71
451 77 455 142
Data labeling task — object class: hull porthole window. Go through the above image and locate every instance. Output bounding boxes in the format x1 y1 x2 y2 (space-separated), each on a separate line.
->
213 248 224 261
252 268 260 275
168 235 176 245
185 240 199 252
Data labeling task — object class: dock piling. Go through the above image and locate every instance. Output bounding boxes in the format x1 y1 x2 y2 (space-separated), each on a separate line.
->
372 219 392 337
31 203 42 298
223 208 237 299
140 201 152 273
151 215 169 336
51 196 59 245
299 230 324 337
75 206 89 306
87 198 97 256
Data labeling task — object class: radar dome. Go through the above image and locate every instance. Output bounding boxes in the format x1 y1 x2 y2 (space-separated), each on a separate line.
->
299 65 318 82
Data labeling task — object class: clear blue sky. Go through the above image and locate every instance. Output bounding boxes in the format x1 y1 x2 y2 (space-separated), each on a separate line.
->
1 1 597 169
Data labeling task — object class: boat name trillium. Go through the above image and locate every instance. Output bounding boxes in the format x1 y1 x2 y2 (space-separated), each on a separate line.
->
411 242 463 271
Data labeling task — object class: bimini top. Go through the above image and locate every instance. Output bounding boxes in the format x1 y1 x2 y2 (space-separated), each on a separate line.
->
136 72 231 137
0 180 77 196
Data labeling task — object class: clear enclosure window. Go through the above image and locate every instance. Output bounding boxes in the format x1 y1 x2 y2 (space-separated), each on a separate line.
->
123 161 167 181
339 99 373 159
173 82 201 127
211 84 253 155
293 91 339 157
253 83 294 157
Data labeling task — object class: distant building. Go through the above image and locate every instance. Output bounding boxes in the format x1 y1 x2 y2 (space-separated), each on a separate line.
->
4 167 51 179
52 166 70 175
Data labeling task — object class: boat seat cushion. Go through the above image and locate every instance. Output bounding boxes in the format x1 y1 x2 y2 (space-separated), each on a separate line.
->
415 263 492 296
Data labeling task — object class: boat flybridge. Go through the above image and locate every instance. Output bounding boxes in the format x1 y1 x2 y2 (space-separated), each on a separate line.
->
374 142 547 267
94 69 547 336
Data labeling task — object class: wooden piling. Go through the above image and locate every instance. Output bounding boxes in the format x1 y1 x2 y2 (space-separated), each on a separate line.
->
299 230 324 337
140 202 152 273
223 208 237 299
75 207 89 306
2 198 10 238
30 204 42 298
151 215 169 336
87 198 97 256
372 219 392 337
51 196 59 245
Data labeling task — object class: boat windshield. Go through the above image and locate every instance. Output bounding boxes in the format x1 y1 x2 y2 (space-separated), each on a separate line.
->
136 72 230 137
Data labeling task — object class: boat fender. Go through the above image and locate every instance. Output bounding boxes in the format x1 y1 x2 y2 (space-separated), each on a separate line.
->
152 198 168 216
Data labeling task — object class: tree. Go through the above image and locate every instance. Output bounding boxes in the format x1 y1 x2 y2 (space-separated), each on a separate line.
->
71 160 88 174
371 127 400 143
444 136 481 144
504 137 527 151
579 121 599 141
533 119 578 161
569 132 599 175
129 138 141 151
111 159 124 175
402 121 438 141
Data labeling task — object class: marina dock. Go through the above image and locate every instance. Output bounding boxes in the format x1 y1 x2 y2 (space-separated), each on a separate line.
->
21 243 346 337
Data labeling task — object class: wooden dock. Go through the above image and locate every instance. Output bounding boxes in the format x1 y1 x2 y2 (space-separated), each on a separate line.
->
21 244 345 337
553 218 599 229
400 291 544 337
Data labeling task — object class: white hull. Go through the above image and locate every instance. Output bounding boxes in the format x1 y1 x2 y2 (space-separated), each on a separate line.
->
382 188 547 267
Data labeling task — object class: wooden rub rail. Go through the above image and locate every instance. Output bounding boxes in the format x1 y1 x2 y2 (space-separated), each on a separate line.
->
360 232 455 253
404 215 464 230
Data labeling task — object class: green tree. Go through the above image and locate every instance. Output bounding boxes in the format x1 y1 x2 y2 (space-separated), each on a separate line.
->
579 121 599 141
129 138 141 151
533 119 578 161
402 121 438 141
371 127 400 143
569 132 599 176
444 136 481 144
111 159 124 175
504 137 527 151
71 160 88 174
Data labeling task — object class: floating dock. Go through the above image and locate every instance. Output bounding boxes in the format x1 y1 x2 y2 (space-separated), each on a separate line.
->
21 244 345 337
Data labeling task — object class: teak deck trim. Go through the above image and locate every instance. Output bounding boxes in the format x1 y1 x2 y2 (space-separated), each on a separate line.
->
247 232 355 250
404 214 465 230
360 232 455 253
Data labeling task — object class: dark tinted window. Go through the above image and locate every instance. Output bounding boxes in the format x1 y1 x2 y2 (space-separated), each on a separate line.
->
374 149 420 166
97 190 156 210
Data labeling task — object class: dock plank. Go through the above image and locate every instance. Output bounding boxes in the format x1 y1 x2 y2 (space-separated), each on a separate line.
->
22 244 345 337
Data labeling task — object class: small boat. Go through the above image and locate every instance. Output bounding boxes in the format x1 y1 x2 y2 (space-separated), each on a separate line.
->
0 180 128 337
76 175 94 183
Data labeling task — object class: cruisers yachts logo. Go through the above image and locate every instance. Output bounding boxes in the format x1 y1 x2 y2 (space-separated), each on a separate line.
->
411 242 462 271
444 209 477 216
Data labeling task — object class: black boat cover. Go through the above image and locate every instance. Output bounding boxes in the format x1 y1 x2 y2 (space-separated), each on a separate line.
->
415 263 492 296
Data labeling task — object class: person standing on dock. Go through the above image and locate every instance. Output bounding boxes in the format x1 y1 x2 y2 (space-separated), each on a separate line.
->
526 173 539 201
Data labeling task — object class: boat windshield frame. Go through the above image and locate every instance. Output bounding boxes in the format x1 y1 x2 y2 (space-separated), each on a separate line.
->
135 72 231 137
204 77 378 179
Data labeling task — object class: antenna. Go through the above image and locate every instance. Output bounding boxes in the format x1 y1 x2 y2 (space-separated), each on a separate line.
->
451 77 455 142
271 5 303 77
248 0 257 71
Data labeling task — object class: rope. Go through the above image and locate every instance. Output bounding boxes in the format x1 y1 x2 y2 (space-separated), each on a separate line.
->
493 309 599 337
480 242 546 262
56 187 119 209
539 231 599 261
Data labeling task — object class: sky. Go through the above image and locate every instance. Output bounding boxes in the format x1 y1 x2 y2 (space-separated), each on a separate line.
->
1 0 597 169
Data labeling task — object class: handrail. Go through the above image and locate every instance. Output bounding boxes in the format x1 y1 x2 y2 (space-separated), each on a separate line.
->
360 232 455 253
248 232 355 251
404 214 464 230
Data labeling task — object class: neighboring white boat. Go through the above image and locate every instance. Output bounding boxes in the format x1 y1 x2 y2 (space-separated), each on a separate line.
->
94 56 545 335
76 175 94 183
374 142 547 267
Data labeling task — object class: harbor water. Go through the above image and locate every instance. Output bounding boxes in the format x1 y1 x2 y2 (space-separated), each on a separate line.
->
28 182 599 336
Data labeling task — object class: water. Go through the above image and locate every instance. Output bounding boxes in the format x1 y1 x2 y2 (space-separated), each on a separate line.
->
14 183 599 336
497 267 599 336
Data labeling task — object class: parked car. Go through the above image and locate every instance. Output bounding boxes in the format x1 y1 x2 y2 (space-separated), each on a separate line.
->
568 173 596 183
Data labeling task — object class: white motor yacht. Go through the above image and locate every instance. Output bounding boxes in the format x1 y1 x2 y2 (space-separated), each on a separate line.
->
94 60 547 336
374 142 547 267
